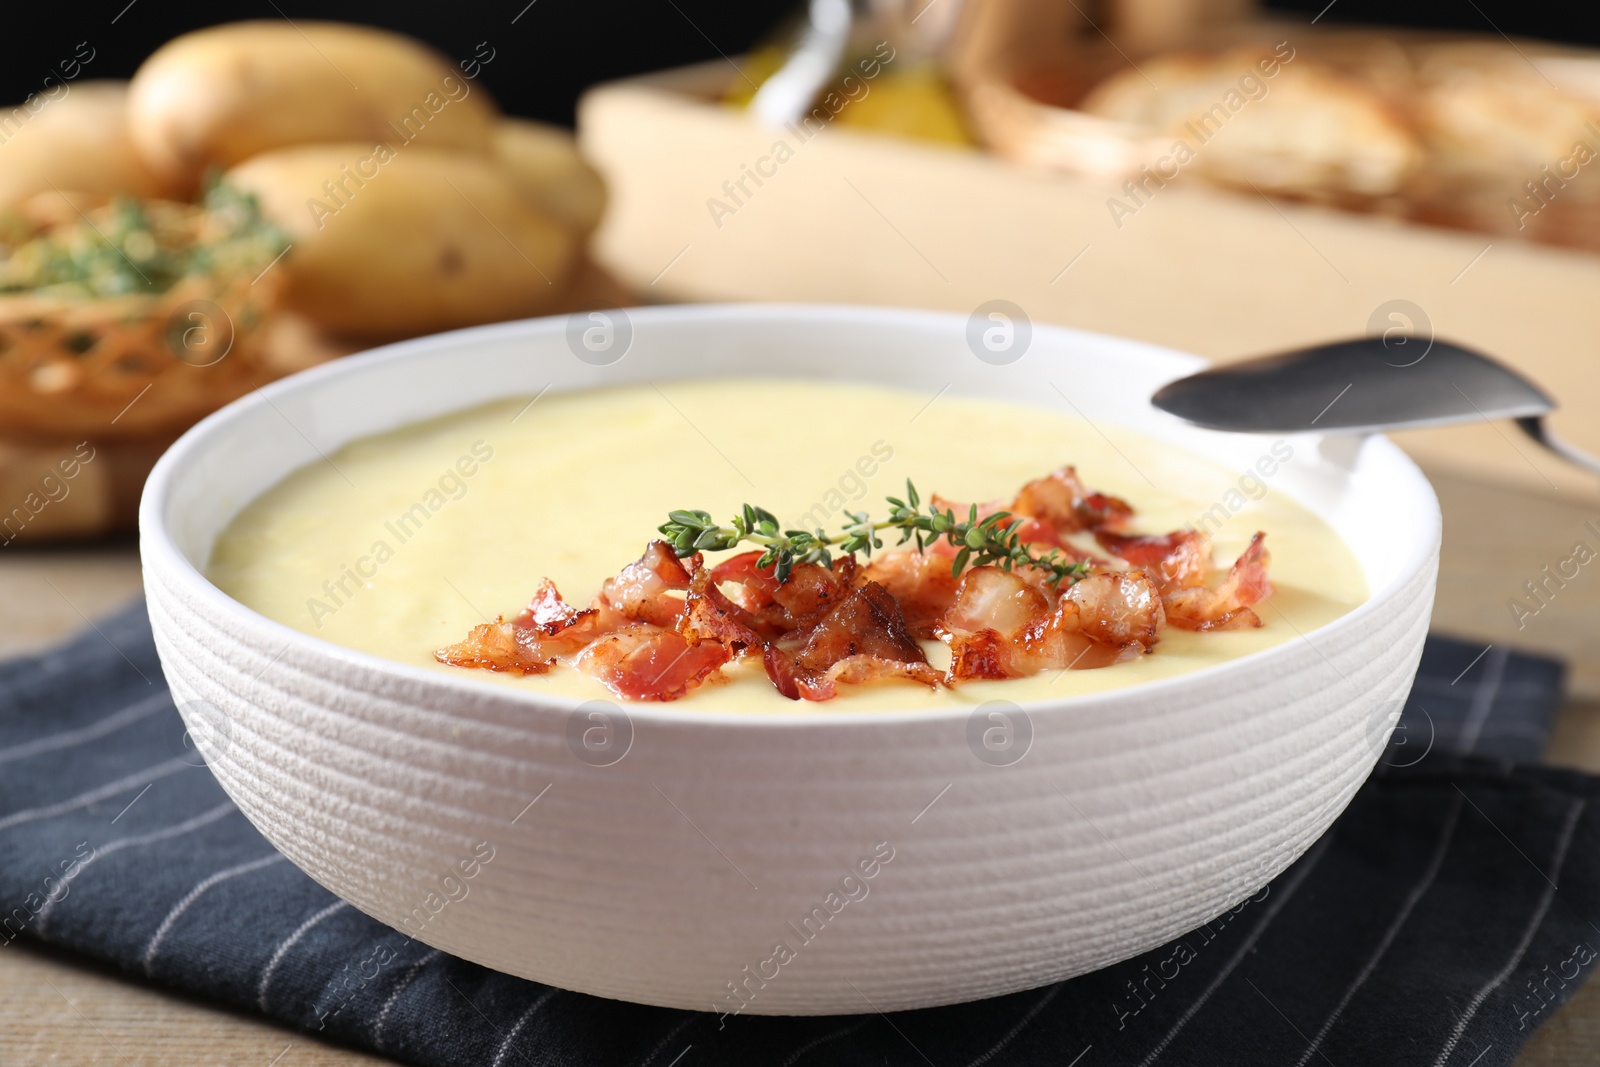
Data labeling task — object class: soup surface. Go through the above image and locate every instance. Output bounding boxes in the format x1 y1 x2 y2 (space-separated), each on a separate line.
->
209 379 1366 711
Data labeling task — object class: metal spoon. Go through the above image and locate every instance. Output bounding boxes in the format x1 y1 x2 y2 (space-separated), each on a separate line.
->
1150 336 1600 476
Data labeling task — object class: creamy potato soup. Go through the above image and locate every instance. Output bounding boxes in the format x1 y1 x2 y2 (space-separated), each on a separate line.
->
209 379 1366 711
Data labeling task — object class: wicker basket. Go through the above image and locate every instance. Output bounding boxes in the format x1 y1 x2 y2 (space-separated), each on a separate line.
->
0 268 284 441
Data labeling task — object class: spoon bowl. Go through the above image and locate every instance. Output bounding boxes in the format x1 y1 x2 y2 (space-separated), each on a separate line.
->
1151 337 1599 477
1150 337 1553 434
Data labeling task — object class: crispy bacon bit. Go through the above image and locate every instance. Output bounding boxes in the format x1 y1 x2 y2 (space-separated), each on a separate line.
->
709 551 781 612
706 553 862 634
1095 529 1210 592
1064 571 1166 647
826 655 942 690
512 579 599 640
436 578 598 674
941 565 1052 636
763 648 941 702
862 549 963 639
574 624 731 701
599 540 695 627
435 619 555 675
939 566 1050 680
763 582 938 701
1097 528 1272 630
770 559 858 625
1164 533 1273 631
680 565 770 649
1227 533 1272 600
1012 466 1133 534
938 566 1140 681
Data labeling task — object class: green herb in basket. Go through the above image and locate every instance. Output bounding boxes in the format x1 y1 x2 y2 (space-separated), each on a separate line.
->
0 178 290 300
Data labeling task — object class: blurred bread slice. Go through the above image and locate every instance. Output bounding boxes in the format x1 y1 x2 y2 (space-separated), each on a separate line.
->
1403 43 1600 245
1080 49 1421 202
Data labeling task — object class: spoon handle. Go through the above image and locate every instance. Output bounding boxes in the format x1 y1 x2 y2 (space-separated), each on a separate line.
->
1516 416 1600 479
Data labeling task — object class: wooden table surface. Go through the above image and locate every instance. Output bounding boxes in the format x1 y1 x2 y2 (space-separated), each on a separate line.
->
2 542 1599 1065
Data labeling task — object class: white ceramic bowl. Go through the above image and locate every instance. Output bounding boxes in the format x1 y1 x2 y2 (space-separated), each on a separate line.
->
141 304 1439 1015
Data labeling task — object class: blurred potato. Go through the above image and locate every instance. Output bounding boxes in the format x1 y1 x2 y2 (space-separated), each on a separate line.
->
493 118 608 236
228 144 575 338
129 21 498 192
0 81 176 212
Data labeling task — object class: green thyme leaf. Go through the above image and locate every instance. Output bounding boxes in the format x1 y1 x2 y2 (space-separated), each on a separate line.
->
660 480 1093 588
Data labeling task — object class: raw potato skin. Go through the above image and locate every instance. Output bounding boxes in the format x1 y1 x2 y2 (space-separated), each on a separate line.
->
493 118 608 236
0 81 176 211
129 21 497 192
228 145 575 339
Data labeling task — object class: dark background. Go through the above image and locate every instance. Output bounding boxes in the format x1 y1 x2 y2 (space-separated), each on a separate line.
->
3 1 1599 126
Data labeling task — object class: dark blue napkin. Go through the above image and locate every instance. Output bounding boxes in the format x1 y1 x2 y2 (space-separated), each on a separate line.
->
1 602 1592 1067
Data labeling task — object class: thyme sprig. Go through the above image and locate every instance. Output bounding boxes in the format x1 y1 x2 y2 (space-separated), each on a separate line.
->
659 479 1092 587
0 176 288 299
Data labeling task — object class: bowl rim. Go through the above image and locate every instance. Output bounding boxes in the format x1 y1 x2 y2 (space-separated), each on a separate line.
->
140 302 1441 729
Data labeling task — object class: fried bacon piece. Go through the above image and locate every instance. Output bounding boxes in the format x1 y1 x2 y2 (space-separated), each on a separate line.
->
770 557 859 627
680 564 770 649
1097 527 1272 631
435 620 554 675
708 551 782 613
861 549 963 639
689 558 934 701
762 582 940 701
1162 532 1273 631
940 565 1053 637
1095 529 1210 593
937 566 1158 681
597 540 695 628
435 578 597 675
1066 570 1167 647
1012 466 1133 534
707 552 861 633
574 624 731 701
512 578 600 638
